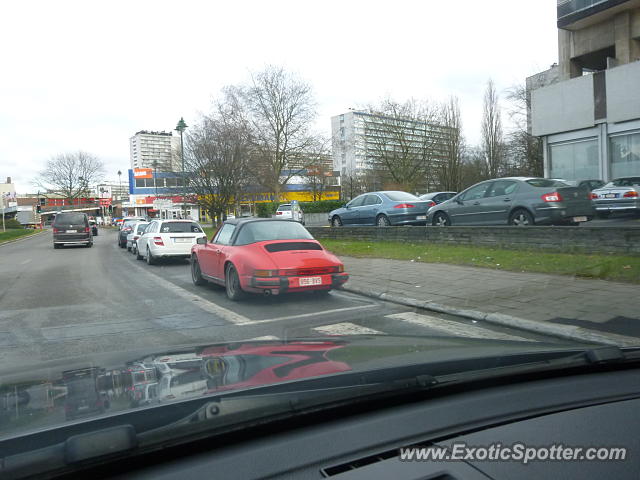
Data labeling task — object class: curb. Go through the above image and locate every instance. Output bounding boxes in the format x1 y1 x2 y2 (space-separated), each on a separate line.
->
342 284 639 347
0 230 48 247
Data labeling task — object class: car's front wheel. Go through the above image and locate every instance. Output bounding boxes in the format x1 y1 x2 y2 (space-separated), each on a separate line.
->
225 264 245 301
331 216 343 227
191 256 206 286
432 212 451 226
509 209 534 226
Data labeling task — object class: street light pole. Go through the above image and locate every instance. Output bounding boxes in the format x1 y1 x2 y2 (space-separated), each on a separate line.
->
175 117 188 218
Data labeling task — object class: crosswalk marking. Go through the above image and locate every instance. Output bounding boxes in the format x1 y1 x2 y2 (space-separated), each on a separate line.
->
313 322 383 336
385 312 534 342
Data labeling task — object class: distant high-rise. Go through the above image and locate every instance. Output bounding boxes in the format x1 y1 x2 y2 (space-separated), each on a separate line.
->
129 130 181 172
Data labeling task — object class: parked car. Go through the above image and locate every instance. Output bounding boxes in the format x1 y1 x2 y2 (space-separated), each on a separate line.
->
275 203 305 224
117 216 147 248
419 191 457 208
328 191 432 227
426 177 595 226
127 221 149 253
52 212 93 248
590 176 640 217
89 219 98 236
136 219 206 264
190 218 348 300
551 178 606 191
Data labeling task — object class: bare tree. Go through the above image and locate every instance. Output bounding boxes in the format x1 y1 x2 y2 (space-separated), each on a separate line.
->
301 139 333 201
35 151 104 203
239 66 318 200
186 94 253 225
363 98 445 193
460 146 490 188
437 97 464 191
481 79 504 178
504 83 543 176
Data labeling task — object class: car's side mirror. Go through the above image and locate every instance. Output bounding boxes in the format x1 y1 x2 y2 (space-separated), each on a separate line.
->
196 237 207 245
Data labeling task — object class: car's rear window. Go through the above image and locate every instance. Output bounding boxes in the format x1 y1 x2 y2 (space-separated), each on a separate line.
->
526 179 568 188
608 177 640 187
160 222 203 233
53 213 86 225
277 205 291 211
384 191 420 201
235 221 313 245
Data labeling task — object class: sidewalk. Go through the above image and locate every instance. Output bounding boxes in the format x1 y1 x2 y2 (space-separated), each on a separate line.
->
340 256 640 346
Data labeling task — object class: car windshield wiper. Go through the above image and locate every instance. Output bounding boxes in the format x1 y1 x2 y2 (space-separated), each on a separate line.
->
3 346 639 480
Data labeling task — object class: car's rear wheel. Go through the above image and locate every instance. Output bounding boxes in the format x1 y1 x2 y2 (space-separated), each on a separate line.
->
432 212 451 226
509 209 534 226
376 214 390 227
53 244 61 249
191 256 206 286
225 264 245 301
314 289 331 296
87 242 93 248
146 247 156 265
331 216 343 227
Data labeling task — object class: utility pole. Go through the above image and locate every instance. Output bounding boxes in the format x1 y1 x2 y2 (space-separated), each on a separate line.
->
175 117 188 219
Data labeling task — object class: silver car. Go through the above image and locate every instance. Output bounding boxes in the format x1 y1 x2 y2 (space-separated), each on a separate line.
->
127 221 149 253
590 176 640 217
426 177 595 226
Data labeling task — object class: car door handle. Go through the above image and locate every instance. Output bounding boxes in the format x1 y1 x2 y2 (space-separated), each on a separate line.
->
503 198 511 202
472 201 480 205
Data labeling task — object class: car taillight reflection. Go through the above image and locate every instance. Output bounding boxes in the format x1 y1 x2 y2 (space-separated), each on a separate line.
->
541 192 563 202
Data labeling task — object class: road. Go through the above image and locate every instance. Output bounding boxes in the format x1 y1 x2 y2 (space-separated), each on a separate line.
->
0 228 570 372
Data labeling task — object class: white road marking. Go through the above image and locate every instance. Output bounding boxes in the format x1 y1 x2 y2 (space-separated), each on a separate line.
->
385 312 534 342
249 304 378 325
20 259 32 265
313 322 383 336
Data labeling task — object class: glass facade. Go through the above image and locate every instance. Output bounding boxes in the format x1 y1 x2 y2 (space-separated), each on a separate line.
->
549 138 599 180
610 132 640 178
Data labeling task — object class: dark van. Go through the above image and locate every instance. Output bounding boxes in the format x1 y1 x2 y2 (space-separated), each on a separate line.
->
52 212 93 248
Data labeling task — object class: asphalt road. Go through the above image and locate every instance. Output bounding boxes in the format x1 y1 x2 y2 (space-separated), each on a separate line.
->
0 228 568 373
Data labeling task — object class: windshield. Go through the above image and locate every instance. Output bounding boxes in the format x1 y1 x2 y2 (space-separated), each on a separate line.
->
159 222 202 233
235 221 314 245
607 177 640 187
3 0 640 471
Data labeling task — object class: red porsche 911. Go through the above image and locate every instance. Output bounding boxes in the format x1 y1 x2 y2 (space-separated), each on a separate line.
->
190 218 349 300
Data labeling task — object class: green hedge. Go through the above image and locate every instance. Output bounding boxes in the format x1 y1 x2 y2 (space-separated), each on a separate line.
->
256 200 345 217
3 218 23 229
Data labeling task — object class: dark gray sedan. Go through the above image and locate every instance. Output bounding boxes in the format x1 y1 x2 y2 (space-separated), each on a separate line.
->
590 176 640 217
329 191 432 227
426 177 595 226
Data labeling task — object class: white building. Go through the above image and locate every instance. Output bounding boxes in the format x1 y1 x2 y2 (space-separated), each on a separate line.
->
95 182 130 201
331 111 450 177
129 130 182 172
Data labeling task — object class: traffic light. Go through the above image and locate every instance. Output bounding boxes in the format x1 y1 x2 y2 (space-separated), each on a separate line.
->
36 205 41 213
108 205 113 214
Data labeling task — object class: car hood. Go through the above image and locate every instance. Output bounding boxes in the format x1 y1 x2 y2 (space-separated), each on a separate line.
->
0 334 590 440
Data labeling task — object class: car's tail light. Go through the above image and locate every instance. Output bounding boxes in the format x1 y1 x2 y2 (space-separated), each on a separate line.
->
623 191 639 198
53 228 61 233
254 269 278 277
133 235 139 240
425 201 436 208
84 227 90 233
276 211 283 215
153 236 164 246
394 203 415 208
337 264 344 273
589 193 598 200
541 192 563 202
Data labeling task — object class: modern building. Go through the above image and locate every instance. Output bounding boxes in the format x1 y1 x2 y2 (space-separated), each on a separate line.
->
528 0 640 181
331 110 450 181
129 130 182 172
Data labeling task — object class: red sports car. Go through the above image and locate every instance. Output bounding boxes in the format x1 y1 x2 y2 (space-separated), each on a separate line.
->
190 218 349 300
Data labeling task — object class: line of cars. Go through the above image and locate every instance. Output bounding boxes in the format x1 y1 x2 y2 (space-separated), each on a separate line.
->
118 217 349 301
328 176 640 227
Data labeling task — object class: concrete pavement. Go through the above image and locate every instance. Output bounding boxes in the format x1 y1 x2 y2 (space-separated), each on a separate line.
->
340 256 640 346
0 228 571 372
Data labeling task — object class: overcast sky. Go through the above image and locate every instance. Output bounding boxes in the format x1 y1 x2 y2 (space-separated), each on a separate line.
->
1 0 558 192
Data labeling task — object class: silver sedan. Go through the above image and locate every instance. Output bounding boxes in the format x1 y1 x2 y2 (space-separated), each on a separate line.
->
590 177 640 217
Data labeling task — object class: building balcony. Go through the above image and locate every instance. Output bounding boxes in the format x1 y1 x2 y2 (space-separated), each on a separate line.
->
557 0 638 29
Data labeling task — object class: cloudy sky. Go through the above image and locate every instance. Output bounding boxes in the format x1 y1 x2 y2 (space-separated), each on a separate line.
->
1 0 558 192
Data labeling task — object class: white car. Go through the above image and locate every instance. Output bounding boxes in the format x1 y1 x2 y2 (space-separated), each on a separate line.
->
275 203 305 224
127 221 149 253
135 219 207 264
